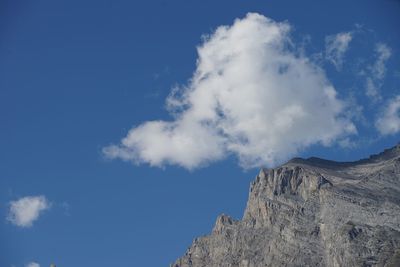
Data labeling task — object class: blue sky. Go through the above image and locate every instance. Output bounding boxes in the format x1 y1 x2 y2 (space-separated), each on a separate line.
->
1 0 400 266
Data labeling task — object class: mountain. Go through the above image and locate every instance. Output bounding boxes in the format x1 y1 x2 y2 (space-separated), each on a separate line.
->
172 144 400 267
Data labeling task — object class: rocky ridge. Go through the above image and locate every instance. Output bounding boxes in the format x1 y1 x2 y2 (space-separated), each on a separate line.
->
172 144 400 267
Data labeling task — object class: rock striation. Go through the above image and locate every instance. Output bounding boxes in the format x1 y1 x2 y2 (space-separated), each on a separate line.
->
173 144 400 267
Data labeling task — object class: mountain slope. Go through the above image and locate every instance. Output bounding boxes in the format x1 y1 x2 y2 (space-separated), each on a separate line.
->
172 144 400 267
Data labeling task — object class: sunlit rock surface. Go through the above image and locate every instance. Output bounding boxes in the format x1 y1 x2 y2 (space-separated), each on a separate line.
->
173 144 400 267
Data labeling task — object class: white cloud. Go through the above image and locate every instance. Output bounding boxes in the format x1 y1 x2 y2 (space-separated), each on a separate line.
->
338 137 357 149
26 262 40 267
325 32 352 70
373 43 392 80
365 43 391 100
7 196 50 227
104 13 356 169
376 95 400 135
365 77 380 99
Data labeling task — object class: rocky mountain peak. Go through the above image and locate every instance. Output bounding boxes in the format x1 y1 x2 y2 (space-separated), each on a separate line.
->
212 214 237 234
173 144 400 267
252 165 332 198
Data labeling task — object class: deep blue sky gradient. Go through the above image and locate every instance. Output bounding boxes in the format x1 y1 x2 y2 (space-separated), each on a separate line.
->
1 0 400 266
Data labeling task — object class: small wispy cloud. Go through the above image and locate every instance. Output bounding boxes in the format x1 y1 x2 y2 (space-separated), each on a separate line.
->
7 196 50 227
365 43 392 100
26 262 40 267
373 43 392 80
325 32 353 70
376 95 400 135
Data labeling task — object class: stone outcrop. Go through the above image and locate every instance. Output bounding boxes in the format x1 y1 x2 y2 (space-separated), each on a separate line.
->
172 144 400 267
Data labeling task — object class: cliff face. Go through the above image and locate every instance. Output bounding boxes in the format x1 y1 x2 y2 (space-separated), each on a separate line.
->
173 145 400 267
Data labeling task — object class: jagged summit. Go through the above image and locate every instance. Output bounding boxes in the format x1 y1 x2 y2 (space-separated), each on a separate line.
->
366 143 400 162
288 142 400 168
173 144 400 267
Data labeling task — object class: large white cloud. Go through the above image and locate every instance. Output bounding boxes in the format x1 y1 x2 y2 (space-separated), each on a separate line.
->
325 32 352 70
7 196 50 227
104 13 356 169
376 95 400 135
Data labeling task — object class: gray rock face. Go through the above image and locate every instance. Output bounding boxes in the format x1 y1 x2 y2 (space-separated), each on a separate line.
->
173 144 400 267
